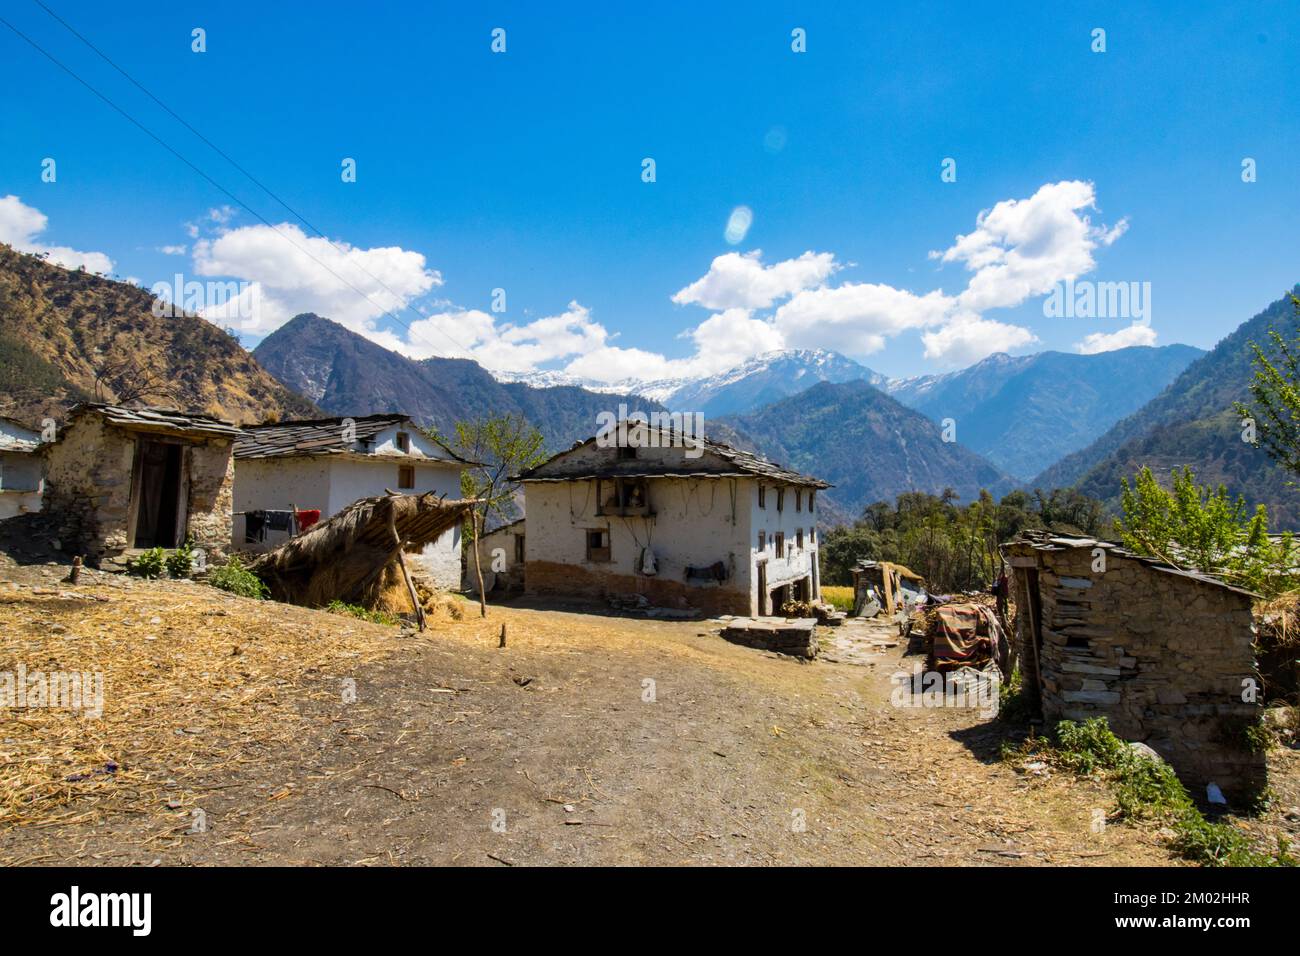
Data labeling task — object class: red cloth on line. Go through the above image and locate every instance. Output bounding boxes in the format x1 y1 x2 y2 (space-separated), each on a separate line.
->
295 509 321 532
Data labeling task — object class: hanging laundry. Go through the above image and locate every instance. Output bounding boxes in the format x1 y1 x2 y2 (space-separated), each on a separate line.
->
295 509 321 532
265 510 294 533
244 510 267 543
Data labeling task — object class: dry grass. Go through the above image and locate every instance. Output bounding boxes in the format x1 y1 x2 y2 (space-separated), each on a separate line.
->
821 585 854 611
0 578 402 854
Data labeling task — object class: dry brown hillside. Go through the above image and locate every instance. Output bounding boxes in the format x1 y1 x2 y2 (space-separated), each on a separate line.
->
0 243 318 427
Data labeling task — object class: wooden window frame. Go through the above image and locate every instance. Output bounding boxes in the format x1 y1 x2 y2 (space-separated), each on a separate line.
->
395 431 411 453
398 464 415 489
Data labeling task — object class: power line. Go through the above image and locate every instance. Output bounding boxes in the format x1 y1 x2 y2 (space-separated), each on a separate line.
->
3 7 475 360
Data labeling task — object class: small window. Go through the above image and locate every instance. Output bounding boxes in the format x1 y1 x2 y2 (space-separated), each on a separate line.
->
809 490 815 512
757 530 766 550
617 445 637 460
776 488 785 512
809 527 815 545
514 534 525 564
586 528 611 563
398 464 415 489
796 528 804 550
396 431 411 453
758 485 766 508
795 490 802 512
774 531 785 554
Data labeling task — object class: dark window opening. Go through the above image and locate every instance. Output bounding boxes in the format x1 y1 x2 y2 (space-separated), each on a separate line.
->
514 534 525 564
795 490 802 512
616 445 637 460
774 531 785 554
758 485 766 508
796 528 804 550
395 431 411 453
586 528 611 562
398 464 415 489
776 488 785 512
757 530 766 550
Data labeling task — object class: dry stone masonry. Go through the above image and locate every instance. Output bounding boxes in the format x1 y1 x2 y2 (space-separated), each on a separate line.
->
1003 532 1265 799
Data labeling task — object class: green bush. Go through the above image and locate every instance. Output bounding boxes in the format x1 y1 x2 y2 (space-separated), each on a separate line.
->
165 538 196 578
1013 717 1295 866
127 547 166 579
325 600 399 626
207 556 268 599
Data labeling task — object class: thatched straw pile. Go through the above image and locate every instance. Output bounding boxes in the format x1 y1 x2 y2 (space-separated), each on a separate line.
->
1255 591 1300 702
249 492 475 609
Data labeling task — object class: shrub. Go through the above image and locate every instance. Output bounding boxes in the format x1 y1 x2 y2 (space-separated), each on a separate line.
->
165 538 196 578
1011 717 1295 866
126 547 166 579
325 600 399 626
207 556 268 599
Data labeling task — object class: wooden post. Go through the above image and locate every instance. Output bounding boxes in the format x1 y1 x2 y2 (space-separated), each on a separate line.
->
498 623 507 648
387 495 426 632
67 555 82 585
471 509 488 618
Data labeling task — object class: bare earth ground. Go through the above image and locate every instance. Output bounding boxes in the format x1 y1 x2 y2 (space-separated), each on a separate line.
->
2 557 1296 866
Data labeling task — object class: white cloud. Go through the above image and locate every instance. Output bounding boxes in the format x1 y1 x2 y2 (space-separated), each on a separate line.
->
933 180 1128 314
0 195 114 273
774 282 954 356
192 222 442 336
1074 322 1157 354
922 313 1039 366
402 301 612 371
671 249 839 310
157 244 187 256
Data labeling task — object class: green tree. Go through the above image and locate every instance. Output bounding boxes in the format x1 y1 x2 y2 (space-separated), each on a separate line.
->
436 414 548 616
1118 465 1295 595
1237 293 1300 477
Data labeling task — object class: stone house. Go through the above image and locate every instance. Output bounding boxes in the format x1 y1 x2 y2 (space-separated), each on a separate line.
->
42 404 242 565
516 422 830 615
233 414 470 589
1002 531 1265 798
0 416 45 519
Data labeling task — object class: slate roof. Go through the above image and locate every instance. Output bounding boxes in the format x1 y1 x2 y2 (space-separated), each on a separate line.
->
235 413 466 463
515 429 831 488
68 403 244 439
1001 530 1259 599
0 416 42 452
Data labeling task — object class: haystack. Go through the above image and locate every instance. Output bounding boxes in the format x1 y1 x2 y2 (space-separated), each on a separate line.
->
248 491 476 609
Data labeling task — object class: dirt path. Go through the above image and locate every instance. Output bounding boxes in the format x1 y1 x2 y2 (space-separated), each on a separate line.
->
1 567 1183 865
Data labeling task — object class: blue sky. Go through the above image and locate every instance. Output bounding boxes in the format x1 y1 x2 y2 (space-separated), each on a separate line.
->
1 1 1297 380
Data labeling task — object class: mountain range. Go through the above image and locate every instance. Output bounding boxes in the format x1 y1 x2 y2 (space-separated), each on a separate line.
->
252 313 664 451
1033 287 1300 527
886 345 1204 480
717 379 1018 521
497 343 1199 482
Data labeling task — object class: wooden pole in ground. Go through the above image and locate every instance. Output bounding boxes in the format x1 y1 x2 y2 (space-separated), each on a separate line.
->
499 623 507 648
471 508 488 618
387 495 426 632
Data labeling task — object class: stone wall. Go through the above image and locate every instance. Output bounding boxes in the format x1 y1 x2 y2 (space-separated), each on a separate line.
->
1005 541 1264 798
42 415 234 565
